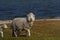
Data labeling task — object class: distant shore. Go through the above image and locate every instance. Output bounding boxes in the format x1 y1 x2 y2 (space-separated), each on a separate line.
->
0 19 60 24
36 19 60 21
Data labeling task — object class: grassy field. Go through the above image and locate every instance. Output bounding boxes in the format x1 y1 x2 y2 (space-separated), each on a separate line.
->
0 20 60 40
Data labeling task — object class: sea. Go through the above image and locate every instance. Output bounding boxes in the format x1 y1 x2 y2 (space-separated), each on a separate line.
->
0 0 60 20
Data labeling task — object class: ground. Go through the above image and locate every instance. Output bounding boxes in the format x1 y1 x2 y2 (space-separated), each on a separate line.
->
0 20 60 40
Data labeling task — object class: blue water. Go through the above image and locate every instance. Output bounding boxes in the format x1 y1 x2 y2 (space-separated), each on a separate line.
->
0 0 60 19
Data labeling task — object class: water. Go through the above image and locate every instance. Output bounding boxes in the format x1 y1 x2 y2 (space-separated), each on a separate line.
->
0 0 60 20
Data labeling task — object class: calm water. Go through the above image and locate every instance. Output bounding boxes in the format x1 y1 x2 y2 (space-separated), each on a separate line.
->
0 0 60 19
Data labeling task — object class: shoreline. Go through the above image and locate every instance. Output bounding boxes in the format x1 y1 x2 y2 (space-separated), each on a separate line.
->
0 19 60 24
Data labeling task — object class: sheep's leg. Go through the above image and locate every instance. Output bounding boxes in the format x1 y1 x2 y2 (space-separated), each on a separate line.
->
0 31 3 38
26 29 31 37
12 31 17 37
14 31 17 37
11 24 17 37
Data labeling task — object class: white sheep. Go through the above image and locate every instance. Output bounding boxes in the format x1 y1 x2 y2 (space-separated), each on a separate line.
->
0 24 8 38
11 12 35 37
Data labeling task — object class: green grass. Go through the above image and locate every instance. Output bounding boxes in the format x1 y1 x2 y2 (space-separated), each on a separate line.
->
0 20 60 40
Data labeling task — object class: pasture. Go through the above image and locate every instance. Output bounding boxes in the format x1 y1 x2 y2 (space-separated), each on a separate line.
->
0 20 60 40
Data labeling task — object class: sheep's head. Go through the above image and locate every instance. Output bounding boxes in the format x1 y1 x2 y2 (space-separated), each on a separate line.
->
2 24 8 29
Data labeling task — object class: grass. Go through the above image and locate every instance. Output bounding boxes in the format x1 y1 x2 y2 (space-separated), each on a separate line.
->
0 20 60 40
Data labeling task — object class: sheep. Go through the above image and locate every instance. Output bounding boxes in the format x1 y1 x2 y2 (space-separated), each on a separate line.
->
0 24 8 38
11 12 35 37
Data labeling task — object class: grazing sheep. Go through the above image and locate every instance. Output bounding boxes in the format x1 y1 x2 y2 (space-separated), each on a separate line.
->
11 12 35 37
0 24 8 38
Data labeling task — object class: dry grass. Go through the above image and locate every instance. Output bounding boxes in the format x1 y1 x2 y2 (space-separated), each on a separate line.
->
0 20 60 40
32 20 60 37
